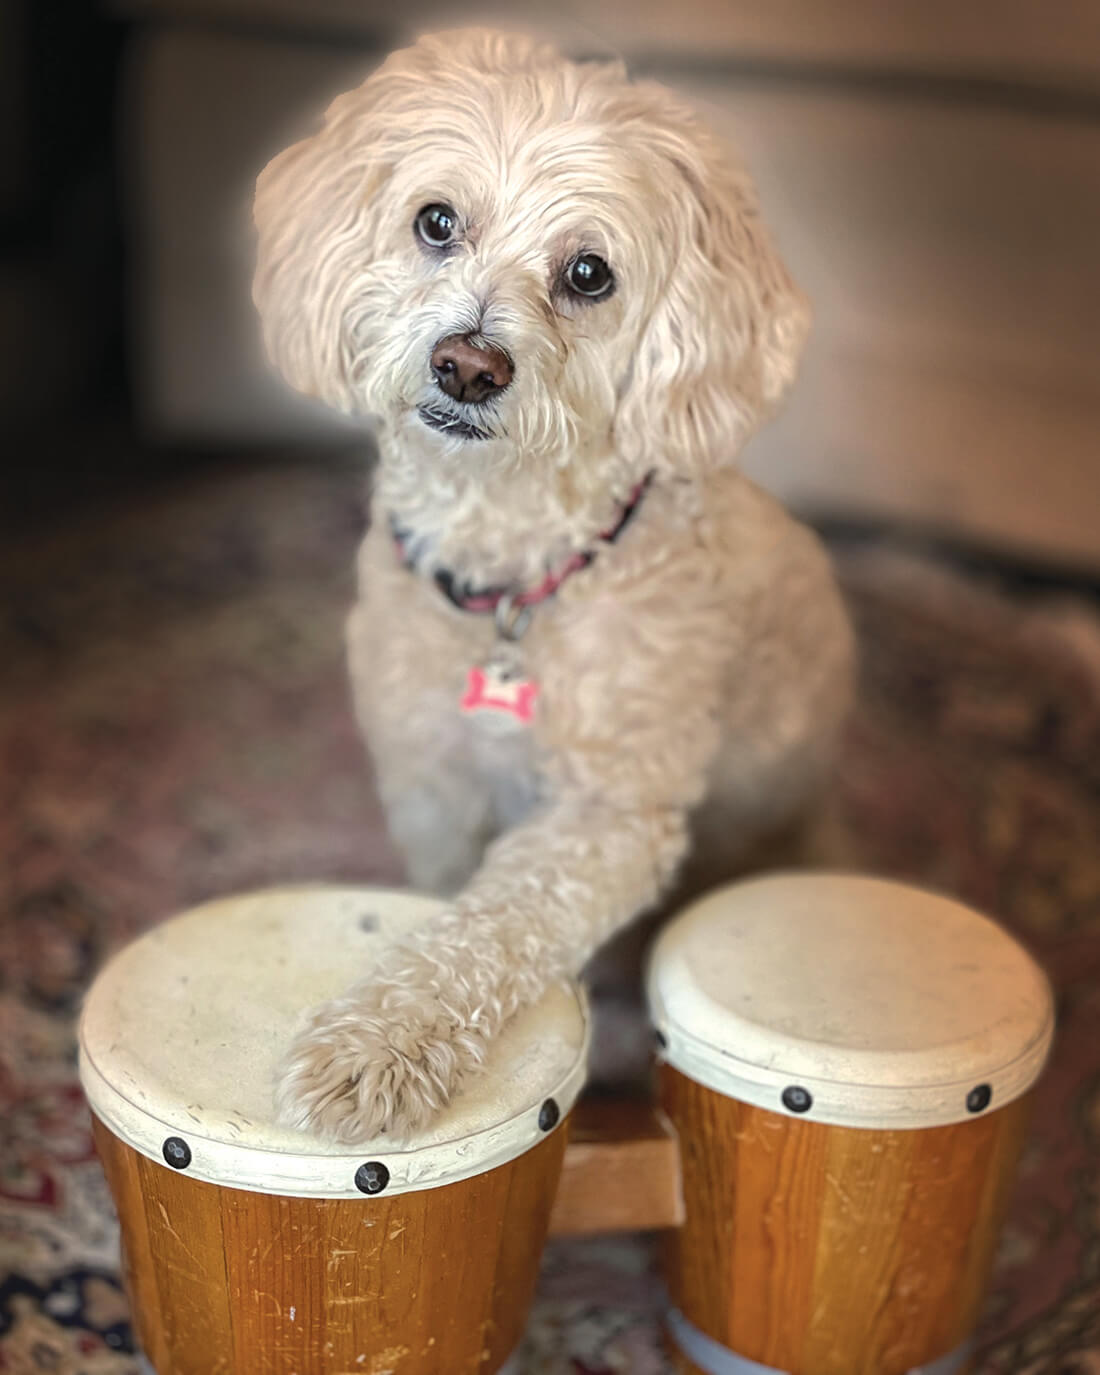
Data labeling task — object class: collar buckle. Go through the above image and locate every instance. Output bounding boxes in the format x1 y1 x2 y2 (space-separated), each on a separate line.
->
494 594 533 642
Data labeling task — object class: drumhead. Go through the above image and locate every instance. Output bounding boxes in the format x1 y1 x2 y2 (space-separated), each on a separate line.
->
79 887 588 1197
647 873 1054 1129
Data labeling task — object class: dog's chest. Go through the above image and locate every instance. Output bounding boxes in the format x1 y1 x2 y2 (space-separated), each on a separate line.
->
465 690 541 831
441 625 547 829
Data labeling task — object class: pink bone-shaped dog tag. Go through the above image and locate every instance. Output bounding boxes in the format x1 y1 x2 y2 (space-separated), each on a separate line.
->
461 665 539 724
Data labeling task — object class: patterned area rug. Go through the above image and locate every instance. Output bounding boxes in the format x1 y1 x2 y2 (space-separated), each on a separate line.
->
1 456 1098 1374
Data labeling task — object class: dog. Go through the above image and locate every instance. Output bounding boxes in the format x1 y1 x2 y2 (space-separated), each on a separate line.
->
252 28 855 1141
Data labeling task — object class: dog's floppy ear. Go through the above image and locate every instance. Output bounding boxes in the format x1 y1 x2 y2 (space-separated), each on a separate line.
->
252 69 402 413
615 116 810 476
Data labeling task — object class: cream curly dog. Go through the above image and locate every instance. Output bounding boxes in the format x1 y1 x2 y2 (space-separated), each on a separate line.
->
253 28 854 1141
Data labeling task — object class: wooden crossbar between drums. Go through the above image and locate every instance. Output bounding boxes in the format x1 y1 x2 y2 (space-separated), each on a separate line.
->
549 1094 683 1236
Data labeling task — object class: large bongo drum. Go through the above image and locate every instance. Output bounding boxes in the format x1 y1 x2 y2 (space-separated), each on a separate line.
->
78 887 588 1375
648 873 1054 1375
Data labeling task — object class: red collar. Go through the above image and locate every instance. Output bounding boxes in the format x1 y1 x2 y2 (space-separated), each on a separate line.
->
391 472 653 627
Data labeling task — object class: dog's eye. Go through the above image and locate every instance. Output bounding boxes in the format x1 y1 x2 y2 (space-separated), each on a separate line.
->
415 203 459 249
565 253 615 300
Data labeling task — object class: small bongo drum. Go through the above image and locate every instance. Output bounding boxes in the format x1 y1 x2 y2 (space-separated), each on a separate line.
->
648 873 1054 1375
79 887 588 1375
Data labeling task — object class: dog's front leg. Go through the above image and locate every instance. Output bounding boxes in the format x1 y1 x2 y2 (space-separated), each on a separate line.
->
282 570 733 1141
276 797 692 1141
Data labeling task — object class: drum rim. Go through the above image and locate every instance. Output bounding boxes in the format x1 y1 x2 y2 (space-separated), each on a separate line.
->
647 871 1056 1130
652 1010 1053 1129
80 992 588 1196
78 885 590 1197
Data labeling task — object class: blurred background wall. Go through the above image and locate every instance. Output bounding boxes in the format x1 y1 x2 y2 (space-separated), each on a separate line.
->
2 0 1098 568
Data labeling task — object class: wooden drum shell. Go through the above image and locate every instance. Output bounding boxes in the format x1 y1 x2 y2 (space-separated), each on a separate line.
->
92 1111 569 1375
660 1065 1032 1375
79 889 590 1375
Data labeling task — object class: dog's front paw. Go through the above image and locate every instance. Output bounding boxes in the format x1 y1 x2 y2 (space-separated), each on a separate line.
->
275 955 488 1143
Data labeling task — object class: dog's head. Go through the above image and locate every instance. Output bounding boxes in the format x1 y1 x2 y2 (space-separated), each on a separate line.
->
254 29 808 489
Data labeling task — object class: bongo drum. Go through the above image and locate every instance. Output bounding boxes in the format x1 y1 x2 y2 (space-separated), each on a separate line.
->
79 887 588 1375
647 873 1054 1375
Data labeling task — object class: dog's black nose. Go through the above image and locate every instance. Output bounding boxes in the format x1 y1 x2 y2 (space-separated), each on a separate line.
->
431 334 513 405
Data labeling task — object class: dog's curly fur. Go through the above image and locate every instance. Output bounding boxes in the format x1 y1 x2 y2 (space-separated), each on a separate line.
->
253 28 855 1141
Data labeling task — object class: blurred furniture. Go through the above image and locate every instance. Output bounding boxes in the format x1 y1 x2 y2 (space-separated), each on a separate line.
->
115 1 1100 569
1 1 126 429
